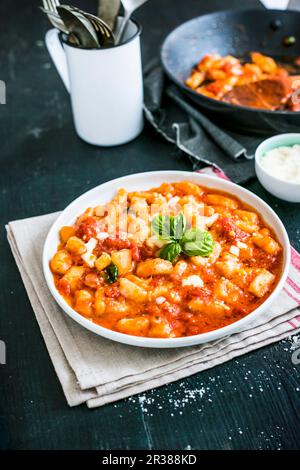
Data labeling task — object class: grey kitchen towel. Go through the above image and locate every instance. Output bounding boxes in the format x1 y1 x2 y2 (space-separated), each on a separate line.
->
143 59 264 184
6 211 300 408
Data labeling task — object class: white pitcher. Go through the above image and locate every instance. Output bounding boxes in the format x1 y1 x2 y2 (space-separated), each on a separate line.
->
45 19 144 146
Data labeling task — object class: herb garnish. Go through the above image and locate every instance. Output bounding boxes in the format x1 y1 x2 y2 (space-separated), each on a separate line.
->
151 214 214 263
104 264 119 284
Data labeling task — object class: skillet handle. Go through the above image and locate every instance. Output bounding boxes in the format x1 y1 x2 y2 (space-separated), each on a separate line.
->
166 86 253 160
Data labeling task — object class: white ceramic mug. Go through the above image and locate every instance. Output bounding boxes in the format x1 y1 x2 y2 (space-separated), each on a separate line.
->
45 19 144 146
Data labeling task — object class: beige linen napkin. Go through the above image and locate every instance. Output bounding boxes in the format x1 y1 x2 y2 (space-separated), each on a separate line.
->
6 213 300 408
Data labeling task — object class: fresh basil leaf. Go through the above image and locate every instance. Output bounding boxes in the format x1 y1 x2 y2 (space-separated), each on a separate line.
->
151 215 172 240
152 213 186 241
182 227 204 243
171 213 186 241
159 242 182 263
153 214 213 259
181 228 214 257
104 264 118 284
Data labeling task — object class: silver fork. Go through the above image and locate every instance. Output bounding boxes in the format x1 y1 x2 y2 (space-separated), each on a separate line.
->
66 6 115 44
82 12 115 44
42 0 68 34
45 0 60 14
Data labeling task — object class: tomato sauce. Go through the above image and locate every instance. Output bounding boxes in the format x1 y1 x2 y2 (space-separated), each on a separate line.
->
50 182 283 339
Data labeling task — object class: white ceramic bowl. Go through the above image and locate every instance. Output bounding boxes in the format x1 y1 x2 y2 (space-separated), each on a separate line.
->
255 133 300 203
43 171 290 348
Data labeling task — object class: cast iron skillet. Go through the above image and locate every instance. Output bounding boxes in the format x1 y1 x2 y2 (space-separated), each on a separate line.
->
161 9 300 135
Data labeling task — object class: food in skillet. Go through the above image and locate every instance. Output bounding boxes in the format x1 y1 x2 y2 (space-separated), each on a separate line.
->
50 182 283 338
185 52 300 111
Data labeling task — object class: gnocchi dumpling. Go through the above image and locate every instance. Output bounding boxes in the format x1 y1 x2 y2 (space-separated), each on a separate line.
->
252 233 281 255
95 253 111 272
116 317 150 336
189 298 230 316
148 315 174 338
65 236 87 255
50 250 72 275
136 258 173 277
74 290 93 317
119 278 148 303
216 253 242 278
206 194 239 209
111 249 132 276
214 278 243 305
249 269 275 297
60 266 85 293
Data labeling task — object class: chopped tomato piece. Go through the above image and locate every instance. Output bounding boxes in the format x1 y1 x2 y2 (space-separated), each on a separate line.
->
130 242 141 261
139 244 154 260
217 216 248 240
183 287 212 301
103 237 131 251
77 217 100 241
105 285 120 298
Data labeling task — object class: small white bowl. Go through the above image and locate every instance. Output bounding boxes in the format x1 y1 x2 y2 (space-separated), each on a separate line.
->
43 171 290 348
255 133 300 203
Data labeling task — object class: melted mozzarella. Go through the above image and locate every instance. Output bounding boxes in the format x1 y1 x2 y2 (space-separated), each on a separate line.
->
81 237 97 267
182 275 204 288
236 240 247 249
229 245 240 256
156 296 167 305
96 232 109 240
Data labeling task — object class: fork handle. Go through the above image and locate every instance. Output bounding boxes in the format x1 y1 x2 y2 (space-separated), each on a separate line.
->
45 29 70 92
115 10 131 45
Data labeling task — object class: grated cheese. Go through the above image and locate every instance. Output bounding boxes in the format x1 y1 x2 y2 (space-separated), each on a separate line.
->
175 261 188 276
229 245 240 256
96 232 109 240
259 144 300 183
236 240 247 249
81 237 97 267
156 296 167 305
168 196 180 206
205 213 219 227
182 275 204 288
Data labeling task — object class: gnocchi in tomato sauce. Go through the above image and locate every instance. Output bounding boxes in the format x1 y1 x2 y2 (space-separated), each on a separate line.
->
50 182 283 338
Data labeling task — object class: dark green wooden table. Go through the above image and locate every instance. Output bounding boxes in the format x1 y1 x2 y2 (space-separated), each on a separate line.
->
0 0 299 450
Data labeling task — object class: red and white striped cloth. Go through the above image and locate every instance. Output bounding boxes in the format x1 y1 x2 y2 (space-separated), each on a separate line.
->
198 166 300 332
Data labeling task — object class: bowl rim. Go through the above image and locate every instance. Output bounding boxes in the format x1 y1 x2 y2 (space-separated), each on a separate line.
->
160 8 300 116
42 170 291 348
255 133 300 186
